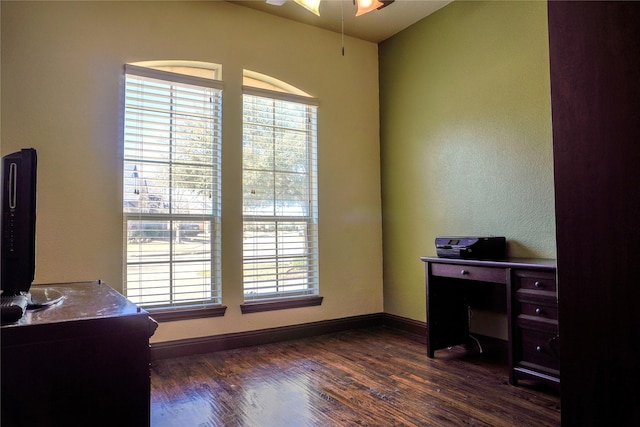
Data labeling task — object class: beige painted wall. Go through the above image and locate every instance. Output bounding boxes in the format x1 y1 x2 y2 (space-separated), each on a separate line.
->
379 1 555 338
1 1 383 342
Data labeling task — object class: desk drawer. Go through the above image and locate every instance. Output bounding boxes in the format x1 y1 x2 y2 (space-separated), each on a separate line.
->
518 302 558 321
519 328 560 371
513 270 556 293
431 263 507 284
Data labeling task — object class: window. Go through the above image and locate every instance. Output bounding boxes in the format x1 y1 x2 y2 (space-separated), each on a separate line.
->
123 62 222 312
242 71 319 306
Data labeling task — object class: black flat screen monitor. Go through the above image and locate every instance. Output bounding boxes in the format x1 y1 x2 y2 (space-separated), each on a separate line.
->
1 148 37 296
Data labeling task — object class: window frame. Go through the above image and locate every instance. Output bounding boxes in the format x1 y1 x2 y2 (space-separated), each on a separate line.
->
240 83 321 312
122 63 224 318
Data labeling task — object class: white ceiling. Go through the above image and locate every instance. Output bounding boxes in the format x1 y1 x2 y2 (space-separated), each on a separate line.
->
229 0 452 43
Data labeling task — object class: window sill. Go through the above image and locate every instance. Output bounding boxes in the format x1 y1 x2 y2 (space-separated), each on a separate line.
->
240 296 323 314
147 305 227 322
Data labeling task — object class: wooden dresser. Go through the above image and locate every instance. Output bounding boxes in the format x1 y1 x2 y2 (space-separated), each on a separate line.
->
1 281 157 426
421 257 559 390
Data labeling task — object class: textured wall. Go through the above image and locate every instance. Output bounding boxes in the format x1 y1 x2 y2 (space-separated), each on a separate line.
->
379 1 555 337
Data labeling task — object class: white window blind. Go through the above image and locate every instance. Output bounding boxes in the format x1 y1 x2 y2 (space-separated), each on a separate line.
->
242 89 319 302
123 64 222 309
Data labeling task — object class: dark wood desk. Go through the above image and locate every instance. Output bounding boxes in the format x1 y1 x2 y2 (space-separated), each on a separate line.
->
1 281 157 427
421 257 559 389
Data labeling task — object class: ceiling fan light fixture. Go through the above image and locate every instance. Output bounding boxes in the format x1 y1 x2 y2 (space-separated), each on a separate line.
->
355 0 384 16
294 0 321 16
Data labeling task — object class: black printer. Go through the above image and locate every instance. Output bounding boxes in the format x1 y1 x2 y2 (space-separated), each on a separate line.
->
435 236 506 260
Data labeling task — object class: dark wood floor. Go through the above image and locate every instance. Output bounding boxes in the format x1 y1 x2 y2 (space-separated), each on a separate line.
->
150 327 560 426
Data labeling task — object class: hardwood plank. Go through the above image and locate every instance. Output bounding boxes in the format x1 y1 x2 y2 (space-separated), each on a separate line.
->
151 327 560 426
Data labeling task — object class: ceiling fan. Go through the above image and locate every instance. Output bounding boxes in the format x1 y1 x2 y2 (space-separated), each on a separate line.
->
265 0 395 17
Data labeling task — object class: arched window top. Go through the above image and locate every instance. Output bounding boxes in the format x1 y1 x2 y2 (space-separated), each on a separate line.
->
130 60 222 81
243 69 311 97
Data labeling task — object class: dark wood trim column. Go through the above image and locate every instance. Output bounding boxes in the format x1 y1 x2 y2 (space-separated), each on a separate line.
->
548 2 640 425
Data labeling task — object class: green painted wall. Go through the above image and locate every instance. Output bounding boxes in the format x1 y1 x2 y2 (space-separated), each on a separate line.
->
379 1 555 338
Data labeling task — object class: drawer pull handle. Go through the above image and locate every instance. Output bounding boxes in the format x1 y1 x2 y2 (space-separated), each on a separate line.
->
461 270 469 275
535 308 542 315
534 281 542 288
536 345 543 352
